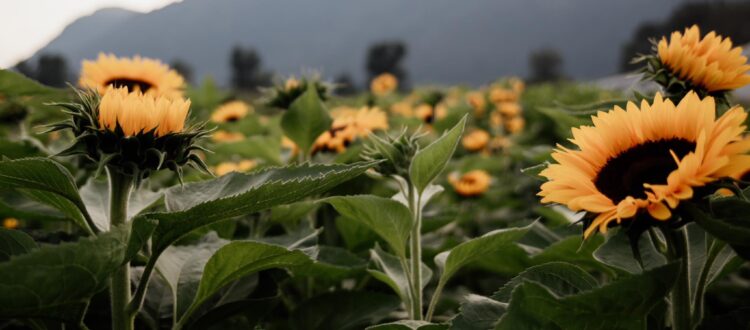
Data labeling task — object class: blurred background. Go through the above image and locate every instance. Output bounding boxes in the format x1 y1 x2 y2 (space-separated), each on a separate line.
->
2 0 750 98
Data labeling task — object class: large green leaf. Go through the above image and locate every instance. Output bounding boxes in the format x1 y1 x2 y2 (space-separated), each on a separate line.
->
0 157 93 234
0 219 155 324
178 241 312 326
593 229 666 274
294 246 368 282
434 224 532 288
289 291 400 330
281 84 332 153
325 195 412 258
140 161 375 257
492 262 598 302
0 228 37 261
694 199 750 259
409 115 466 193
450 294 506 330
495 263 679 330
368 320 448 330
369 244 432 305
80 179 163 232
210 135 283 165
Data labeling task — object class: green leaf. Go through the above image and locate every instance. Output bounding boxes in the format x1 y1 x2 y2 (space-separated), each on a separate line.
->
0 228 37 261
295 246 368 282
210 135 283 165
434 224 532 288
281 84 333 153
495 263 679 330
369 244 433 304
593 229 666 274
450 294 506 330
530 235 610 273
694 199 750 259
289 291 400 330
409 115 467 193
142 161 375 257
178 241 313 325
368 320 448 330
270 201 320 225
0 219 154 323
0 157 93 234
80 178 163 232
492 262 598 302
325 195 412 258
0 139 45 159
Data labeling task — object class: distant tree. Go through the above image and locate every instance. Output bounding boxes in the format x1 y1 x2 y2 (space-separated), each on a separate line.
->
334 73 357 95
620 2 750 72
14 60 35 79
230 46 271 91
170 59 193 85
528 48 565 84
366 41 408 90
36 54 69 87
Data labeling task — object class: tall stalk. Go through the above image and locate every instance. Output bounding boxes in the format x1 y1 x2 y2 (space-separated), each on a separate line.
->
408 186 423 320
662 226 692 330
107 167 135 330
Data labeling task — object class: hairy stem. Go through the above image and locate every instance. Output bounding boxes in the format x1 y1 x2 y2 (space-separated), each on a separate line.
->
662 226 692 330
692 239 726 326
408 187 423 320
107 167 135 330
425 279 446 322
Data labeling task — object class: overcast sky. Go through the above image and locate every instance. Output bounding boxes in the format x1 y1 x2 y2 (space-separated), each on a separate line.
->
0 0 181 68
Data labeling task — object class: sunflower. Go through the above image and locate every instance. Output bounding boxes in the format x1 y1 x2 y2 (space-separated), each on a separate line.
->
657 25 750 93
371 73 398 96
214 160 257 176
462 129 490 152
466 91 487 117
489 86 518 103
3 217 19 229
80 53 185 98
312 107 389 153
99 87 190 137
449 170 491 197
391 101 414 117
505 117 525 134
211 130 245 143
415 104 447 124
211 100 252 123
539 92 750 238
497 102 521 117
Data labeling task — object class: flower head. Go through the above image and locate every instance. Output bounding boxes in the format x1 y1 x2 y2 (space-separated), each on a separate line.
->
211 100 252 123
539 92 750 238
657 25 750 93
80 53 185 98
312 106 388 153
462 129 490 152
449 170 491 197
370 73 398 96
99 87 189 137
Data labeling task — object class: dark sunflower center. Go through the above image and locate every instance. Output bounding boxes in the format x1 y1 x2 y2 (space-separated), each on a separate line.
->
225 115 240 122
594 139 695 203
106 78 153 92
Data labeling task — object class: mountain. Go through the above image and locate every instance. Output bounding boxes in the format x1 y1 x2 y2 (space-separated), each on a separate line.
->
24 0 681 86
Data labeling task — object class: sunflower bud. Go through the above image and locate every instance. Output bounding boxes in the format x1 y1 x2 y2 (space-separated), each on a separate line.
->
47 87 209 184
362 128 422 178
266 77 330 110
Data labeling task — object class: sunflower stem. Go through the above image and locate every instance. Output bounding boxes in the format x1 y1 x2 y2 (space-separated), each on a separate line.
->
662 226 692 330
107 167 135 330
692 239 725 326
408 185 423 320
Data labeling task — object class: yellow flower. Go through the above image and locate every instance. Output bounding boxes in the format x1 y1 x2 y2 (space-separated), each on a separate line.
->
539 92 750 238
285 77 300 91
80 53 185 98
449 170 491 197
489 136 511 151
497 102 521 117
211 130 245 143
2 217 19 229
505 116 525 134
489 86 518 103
658 25 750 92
415 104 447 124
312 107 389 153
462 129 490 152
490 111 504 129
391 101 414 117
466 91 487 117
214 160 257 176
98 87 190 137
509 77 525 94
370 73 398 96
211 100 252 123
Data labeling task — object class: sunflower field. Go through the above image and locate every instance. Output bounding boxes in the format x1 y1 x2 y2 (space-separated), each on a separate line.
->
2 25 750 330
